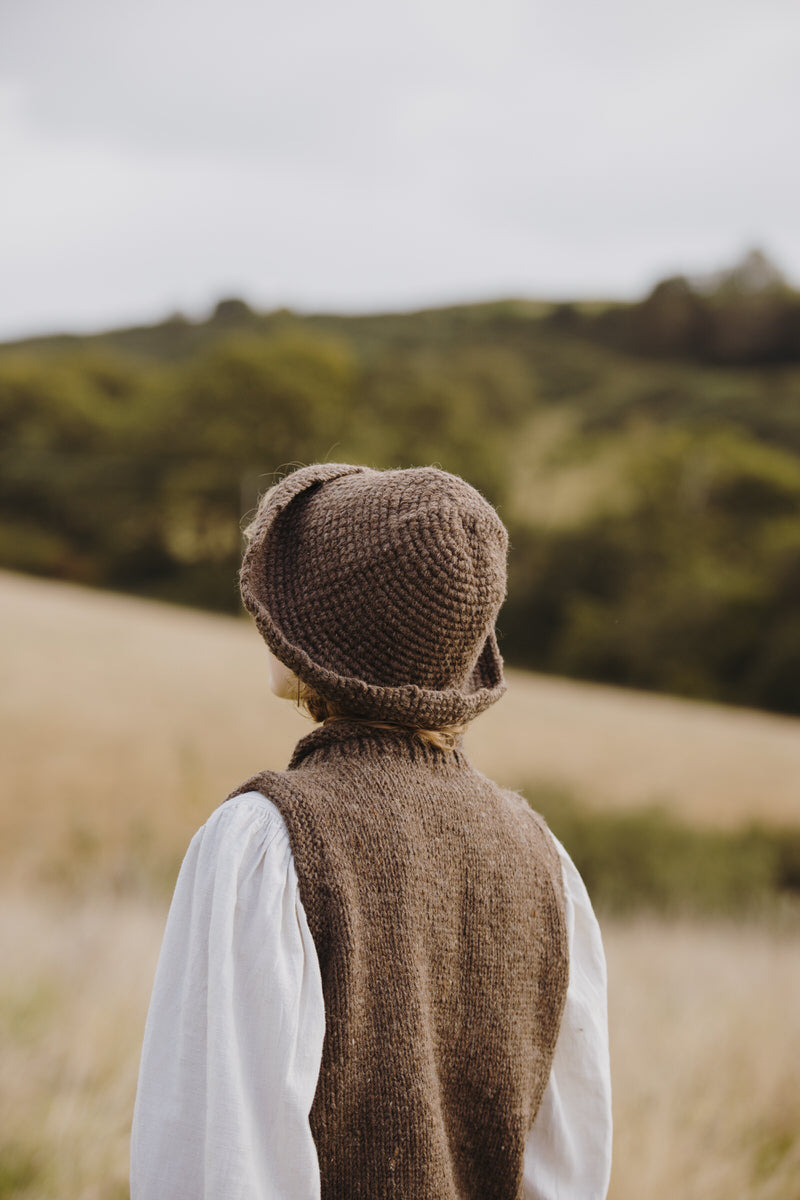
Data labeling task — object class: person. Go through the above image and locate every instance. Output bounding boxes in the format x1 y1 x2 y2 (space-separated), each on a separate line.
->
130 462 612 1199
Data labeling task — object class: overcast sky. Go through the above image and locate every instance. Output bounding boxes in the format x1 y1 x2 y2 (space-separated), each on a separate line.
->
2 0 799 339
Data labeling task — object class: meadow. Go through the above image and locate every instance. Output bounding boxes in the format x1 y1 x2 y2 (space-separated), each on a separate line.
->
1 570 799 1198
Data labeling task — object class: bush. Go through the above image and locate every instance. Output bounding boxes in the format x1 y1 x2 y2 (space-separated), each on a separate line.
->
526 783 800 916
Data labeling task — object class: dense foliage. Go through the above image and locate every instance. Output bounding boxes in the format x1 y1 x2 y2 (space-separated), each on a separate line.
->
2 273 800 715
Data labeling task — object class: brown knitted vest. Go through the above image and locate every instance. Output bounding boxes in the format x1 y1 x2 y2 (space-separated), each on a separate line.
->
229 721 569 1199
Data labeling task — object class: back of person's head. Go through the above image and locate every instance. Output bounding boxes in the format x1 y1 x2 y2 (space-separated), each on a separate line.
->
240 463 509 741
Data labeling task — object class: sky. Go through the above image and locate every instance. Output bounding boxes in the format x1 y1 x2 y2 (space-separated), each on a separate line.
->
2 0 799 340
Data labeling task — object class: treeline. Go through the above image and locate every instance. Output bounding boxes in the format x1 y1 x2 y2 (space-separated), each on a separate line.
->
573 248 800 365
2 275 800 716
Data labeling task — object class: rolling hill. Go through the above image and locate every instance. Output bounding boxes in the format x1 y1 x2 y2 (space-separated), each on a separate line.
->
2 570 798 894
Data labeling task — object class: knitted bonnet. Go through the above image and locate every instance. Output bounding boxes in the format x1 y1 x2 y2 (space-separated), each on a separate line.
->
240 462 508 727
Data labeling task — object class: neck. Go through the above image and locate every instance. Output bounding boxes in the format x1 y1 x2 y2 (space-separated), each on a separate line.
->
287 718 468 772
322 713 464 752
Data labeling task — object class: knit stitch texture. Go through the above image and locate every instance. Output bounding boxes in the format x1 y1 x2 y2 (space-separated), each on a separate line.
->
240 464 508 727
229 721 569 1200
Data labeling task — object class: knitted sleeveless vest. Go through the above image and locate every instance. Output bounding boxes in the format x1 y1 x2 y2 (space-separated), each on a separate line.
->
229 721 569 1200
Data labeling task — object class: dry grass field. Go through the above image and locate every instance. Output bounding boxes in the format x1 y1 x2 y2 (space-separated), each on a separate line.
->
2 570 800 1198
1 896 798 1200
2 569 798 896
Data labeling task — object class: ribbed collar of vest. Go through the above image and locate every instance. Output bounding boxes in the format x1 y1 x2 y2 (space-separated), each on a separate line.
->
287 719 468 772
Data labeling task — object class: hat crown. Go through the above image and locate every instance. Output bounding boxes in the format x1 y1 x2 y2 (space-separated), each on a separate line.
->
241 464 508 726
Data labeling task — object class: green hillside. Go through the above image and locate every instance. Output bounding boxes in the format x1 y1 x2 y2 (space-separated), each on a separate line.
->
2 269 800 715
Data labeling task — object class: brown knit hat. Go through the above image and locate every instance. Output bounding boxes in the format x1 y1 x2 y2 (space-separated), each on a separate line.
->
240 463 508 727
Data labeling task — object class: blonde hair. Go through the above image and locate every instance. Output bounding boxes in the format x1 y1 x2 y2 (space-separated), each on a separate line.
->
295 678 466 752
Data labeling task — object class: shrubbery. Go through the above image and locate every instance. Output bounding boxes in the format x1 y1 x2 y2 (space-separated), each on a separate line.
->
2 293 800 715
527 783 800 916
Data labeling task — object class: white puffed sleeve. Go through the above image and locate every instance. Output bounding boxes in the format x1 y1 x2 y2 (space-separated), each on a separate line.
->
130 792 325 1200
523 835 613 1199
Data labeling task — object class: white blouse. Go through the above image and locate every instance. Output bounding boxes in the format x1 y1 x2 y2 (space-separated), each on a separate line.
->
131 792 612 1199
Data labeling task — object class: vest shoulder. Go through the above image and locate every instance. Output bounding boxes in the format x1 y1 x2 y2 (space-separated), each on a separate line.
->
487 782 563 881
226 767 307 807
492 780 559 838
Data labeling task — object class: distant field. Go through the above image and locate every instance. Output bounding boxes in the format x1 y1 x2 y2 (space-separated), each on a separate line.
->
1 893 798 1200
2 570 800 1198
1 569 798 892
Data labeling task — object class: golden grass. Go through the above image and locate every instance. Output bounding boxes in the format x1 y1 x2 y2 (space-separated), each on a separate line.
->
0 892 160 1199
606 917 800 1200
1 569 797 898
1 894 798 1199
0 570 305 890
2 571 799 1195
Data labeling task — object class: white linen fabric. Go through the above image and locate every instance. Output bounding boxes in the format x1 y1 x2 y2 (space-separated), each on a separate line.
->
131 791 612 1200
